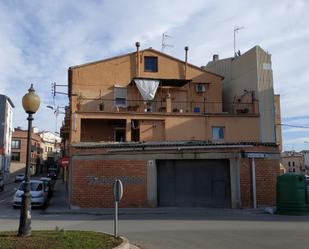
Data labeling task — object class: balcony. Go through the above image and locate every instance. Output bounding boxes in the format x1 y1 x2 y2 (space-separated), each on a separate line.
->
77 98 223 114
75 98 257 115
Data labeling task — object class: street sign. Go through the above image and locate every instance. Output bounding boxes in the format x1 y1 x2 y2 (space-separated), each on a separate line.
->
113 179 123 202
60 157 69 167
245 153 266 158
242 152 280 159
113 179 123 239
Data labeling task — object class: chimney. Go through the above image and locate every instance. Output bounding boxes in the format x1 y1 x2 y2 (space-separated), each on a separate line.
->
213 54 219 61
135 42 140 77
184 46 189 79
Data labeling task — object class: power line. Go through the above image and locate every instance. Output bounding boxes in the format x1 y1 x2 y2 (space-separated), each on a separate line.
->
280 123 309 129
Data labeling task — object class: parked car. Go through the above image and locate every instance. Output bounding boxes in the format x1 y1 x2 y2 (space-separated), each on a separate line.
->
13 180 48 208
40 177 55 198
47 168 58 180
0 176 4 192
15 173 25 182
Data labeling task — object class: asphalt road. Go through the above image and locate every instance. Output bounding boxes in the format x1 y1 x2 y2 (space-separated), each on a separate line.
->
1 180 309 249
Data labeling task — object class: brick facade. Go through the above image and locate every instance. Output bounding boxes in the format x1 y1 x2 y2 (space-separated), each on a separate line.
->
71 159 147 208
240 158 279 208
11 130 42 164
70 143 280 209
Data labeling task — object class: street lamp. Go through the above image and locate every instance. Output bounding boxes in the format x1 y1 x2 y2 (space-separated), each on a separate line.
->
18 84 40 237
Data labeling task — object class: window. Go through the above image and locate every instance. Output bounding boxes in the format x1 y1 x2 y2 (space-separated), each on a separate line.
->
195 84 206 93
292 161 295 166
288 162 291 166
212 127 225 140
11 152 20 161
114 86 127 107
144 56 158 72
262 63 271 70
11 140 21 149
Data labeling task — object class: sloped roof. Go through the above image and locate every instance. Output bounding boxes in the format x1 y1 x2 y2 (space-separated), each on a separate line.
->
69 48 224 79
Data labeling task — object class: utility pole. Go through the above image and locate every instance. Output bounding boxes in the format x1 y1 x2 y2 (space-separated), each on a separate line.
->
234 26 244 57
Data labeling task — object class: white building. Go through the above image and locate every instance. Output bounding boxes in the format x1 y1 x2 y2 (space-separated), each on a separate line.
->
0 94 14 179
300 150 309 174
205 46 277 144
38 131 61 161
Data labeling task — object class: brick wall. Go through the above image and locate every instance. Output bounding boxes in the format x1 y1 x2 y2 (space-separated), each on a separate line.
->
240 158 279 208
12 130 42 164
71 159 147 208
240 158 252 208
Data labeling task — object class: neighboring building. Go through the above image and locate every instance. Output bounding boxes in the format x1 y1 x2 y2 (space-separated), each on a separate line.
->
204 46 279 145
274 95 282 152
0 94 14 180
11 128 43 175
300 150 309 174
38 131 61 161
65 43 280 209
281 151 305 174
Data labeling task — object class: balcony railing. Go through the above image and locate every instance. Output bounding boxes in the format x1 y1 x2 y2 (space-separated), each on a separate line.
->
76 98 258 115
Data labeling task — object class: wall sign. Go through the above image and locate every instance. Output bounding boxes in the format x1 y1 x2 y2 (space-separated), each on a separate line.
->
87 175 144 185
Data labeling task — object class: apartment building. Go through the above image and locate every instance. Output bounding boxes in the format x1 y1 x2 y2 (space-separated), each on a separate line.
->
204 46 281 146
0 94 14 180
11 128 43 175
38 131 61 161
281 151 305 174
65 43 280 209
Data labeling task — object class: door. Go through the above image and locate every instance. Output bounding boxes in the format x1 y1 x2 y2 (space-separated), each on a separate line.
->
157 159 231 207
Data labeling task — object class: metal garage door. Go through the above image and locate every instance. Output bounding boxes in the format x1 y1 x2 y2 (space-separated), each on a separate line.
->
157 159 231 208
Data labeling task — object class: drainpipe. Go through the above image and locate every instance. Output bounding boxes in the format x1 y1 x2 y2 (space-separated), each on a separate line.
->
184 46 189 79
135 42 140 77
251 158 257 209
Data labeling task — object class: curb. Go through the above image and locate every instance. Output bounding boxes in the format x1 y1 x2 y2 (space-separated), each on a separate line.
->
114 236 130 249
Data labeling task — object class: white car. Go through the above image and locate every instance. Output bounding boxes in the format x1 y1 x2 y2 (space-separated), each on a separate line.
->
15 173 25 182
13 180 48 208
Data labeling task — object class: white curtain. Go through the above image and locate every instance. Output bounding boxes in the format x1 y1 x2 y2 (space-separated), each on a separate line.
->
134 79 160 100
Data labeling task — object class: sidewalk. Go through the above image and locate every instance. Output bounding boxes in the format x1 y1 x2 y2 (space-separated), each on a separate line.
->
44 182 270 217
45 179 69 212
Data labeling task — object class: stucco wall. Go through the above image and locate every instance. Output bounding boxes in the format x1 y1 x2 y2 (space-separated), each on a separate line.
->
74 113 259 143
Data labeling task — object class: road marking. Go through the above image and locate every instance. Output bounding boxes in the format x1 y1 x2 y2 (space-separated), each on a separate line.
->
41 214 60 217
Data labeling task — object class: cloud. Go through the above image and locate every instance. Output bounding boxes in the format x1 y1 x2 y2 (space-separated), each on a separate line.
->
285 137 309 145
0 0 308 151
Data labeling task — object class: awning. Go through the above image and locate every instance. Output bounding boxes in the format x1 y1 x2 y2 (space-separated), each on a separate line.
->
133 77 191 87
132 77 192 100
133 79 160 100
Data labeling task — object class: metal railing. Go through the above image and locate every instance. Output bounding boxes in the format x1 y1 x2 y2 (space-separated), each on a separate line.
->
76 98 257 115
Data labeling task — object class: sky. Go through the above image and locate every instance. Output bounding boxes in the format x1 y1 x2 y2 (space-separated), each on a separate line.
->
0 0 308 151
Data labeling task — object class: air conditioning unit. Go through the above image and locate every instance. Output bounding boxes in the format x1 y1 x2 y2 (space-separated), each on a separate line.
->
195 84 206 93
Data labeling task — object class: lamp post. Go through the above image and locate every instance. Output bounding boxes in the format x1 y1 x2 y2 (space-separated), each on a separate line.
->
18 84 40 237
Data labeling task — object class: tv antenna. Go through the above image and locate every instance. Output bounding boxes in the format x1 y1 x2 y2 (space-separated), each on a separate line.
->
51 82 68 97
233 26 244 57
161 32 173 52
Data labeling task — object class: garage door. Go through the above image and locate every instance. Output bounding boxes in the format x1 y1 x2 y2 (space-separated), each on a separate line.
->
157 159 231 208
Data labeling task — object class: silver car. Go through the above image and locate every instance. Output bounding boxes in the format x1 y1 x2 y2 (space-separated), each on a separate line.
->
15 173 25 182
13 180 48 208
